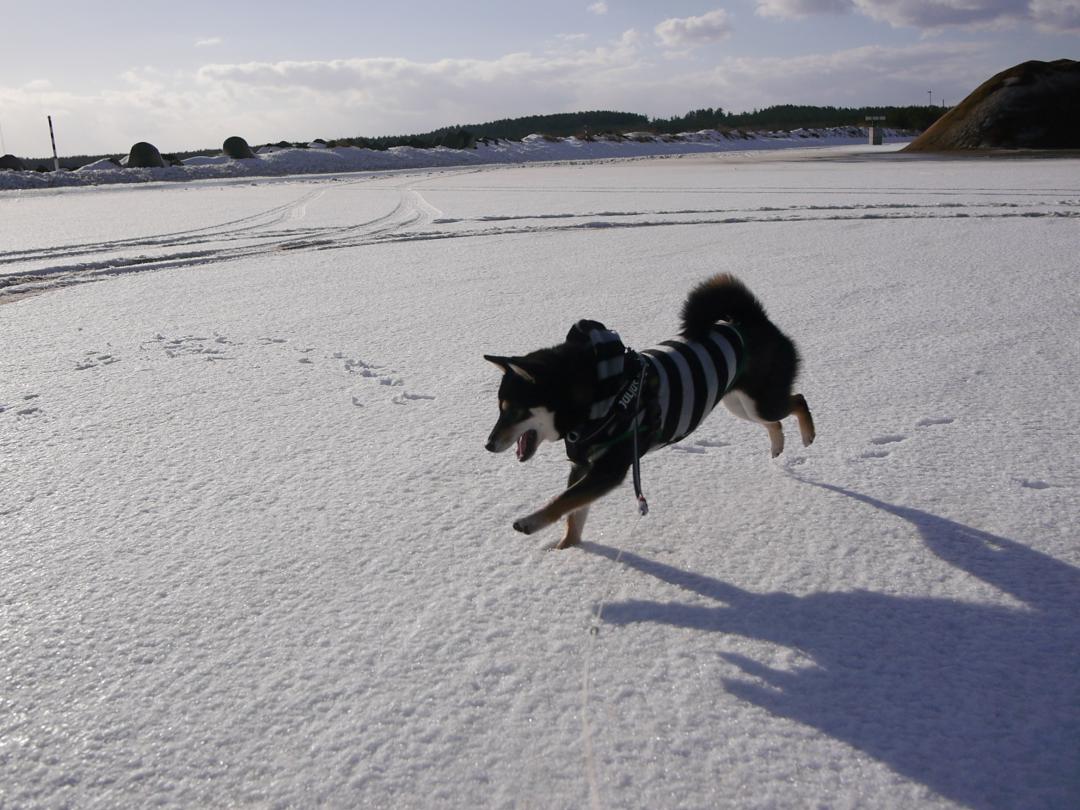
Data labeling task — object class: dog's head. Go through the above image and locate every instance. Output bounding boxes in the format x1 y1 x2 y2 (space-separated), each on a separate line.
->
483 355 562 462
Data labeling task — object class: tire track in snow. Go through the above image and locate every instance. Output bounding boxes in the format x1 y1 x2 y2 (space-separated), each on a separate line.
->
317 205 1080 252
4 170 1076 301
0 176 445 298
0 187 331 267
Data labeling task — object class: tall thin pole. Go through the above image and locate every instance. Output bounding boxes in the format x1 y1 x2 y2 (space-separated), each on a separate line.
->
927 89 932 107
48 115 59 171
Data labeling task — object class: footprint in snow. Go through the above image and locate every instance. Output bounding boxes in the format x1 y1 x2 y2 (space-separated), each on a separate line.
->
1016 478 1057 491
916 416 956 428
75 351 120 370
852 432 908 460
392 392 435 405
671 436 730 454
3 394 42 415
150 334 235 360
343 357 383 377
869 434 907 445
671 444 706 454
857 448 892 461
342 356 401 385
695 437 731 448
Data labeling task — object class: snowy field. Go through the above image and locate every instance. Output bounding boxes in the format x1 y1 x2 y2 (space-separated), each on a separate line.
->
2 145 1078 809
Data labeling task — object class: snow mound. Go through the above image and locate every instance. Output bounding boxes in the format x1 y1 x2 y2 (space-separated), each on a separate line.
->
1 127 905 190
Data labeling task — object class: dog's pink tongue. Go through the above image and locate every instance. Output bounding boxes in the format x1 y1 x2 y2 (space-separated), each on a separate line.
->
516 433 527 461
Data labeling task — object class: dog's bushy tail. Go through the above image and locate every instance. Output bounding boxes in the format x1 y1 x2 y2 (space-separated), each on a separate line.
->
680 273 769 340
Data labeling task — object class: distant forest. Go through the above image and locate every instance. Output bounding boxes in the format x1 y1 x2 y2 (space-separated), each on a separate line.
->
653 104 945 133
18 105 945 169
328 105 943 150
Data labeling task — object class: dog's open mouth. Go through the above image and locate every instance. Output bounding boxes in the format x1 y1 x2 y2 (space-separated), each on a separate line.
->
516 430 538 462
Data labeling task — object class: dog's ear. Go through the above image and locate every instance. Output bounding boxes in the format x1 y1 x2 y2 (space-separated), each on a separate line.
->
484 354 511 372
506 361 536 384
484 354 536 383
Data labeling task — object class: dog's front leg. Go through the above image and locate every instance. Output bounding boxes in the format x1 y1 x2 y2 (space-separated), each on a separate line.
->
557 463 590 549
513 457 629 538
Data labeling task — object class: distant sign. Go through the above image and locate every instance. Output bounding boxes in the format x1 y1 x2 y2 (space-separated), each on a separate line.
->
865 115 886 121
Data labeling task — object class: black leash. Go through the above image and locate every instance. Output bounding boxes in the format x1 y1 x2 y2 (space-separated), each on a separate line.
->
629 359 649 516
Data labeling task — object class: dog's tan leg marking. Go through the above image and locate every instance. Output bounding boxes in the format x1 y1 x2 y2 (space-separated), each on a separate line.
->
556 464 590 548
767 421 784 458
791 394 815 447
557 506 590 549
514 459 627 538
515 486 609 536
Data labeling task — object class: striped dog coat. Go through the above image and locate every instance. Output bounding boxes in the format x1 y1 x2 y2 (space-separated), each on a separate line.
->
564 319 745 463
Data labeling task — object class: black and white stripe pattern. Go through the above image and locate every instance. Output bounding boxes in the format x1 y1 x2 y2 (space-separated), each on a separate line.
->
566 320 627 421
588 327 627 420
642 322 743 445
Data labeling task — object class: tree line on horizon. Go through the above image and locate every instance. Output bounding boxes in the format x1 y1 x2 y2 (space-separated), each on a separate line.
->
685 104 946 132
16 105 945 169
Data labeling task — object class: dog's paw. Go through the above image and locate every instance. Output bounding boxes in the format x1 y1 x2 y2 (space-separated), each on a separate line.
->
513 513 550 535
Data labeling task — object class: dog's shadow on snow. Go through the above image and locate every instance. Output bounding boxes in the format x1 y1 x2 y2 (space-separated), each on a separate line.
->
583 480 1080 810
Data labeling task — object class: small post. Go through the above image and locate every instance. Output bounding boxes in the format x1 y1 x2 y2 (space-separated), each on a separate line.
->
48 115 59 171
865 115 885 146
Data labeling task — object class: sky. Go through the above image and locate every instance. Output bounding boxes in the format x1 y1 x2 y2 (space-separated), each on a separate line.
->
1 0 1077 156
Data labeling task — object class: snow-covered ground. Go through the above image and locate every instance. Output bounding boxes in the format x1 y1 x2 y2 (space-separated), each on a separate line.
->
2 145 1078 809
0 127 901 191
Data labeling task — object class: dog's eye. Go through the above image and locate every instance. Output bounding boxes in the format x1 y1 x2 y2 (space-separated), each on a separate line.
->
502 405 529 421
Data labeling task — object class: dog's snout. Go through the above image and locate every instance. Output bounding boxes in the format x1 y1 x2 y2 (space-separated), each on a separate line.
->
485 439 497 452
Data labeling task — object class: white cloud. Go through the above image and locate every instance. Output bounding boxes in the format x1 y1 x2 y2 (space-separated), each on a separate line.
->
704 41 991 107
655 9 733 48
757 0 853 18
195 37 223 48
0 36 998 156
1029 0 1080 30
588 1 609 14
756 0 1080 30
854 1 1027 29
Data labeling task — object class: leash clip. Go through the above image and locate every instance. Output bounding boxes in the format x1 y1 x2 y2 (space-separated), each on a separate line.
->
637 494 649 517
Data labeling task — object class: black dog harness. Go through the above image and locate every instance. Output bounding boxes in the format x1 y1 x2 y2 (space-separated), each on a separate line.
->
563 319 745 514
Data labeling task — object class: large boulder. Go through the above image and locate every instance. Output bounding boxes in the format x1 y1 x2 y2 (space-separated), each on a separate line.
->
125 141 166 168
0 154 25 171
905 59 1080 152
223 135 256 159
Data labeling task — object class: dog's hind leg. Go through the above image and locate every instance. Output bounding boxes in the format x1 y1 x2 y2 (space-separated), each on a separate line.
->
723 390 787 457
766 421 784 458
791 394 815 447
